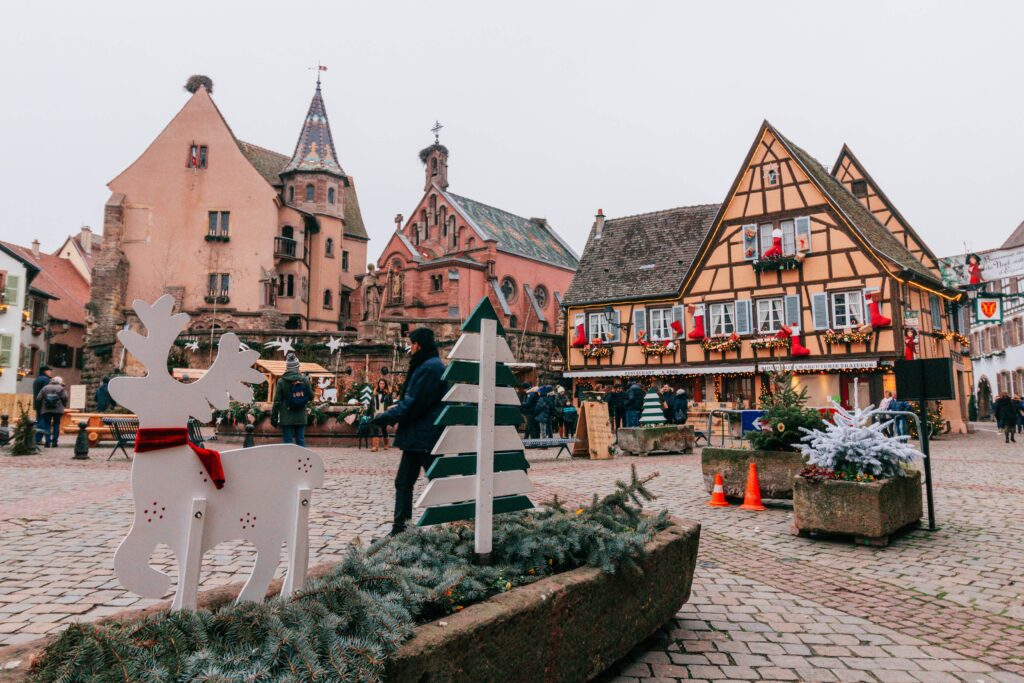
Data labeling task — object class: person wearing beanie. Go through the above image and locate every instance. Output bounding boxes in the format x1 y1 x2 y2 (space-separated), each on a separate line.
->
520 382 540 439
37 376 69 448
273 353 313 446
32 364 54 445
371 327 448 536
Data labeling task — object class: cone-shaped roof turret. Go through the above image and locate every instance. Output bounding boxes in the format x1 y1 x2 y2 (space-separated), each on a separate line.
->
283 83 345 177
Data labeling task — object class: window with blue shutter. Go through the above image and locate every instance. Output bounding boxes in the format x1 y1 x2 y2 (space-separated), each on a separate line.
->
784 294 801 329
795 217 812 253
811 293 830 330
0 335 12 367
633 308 647 341
735 299 752 335
742 224 758 260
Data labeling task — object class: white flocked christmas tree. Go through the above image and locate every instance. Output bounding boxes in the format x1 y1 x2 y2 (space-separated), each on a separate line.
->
639 390 666 425
797 400 922 479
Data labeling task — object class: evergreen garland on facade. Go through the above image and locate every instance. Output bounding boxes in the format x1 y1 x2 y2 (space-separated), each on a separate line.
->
30 468 667 682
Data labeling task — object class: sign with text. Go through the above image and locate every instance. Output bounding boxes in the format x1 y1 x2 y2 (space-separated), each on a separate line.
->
903 310 921 329
939 245 1024 288
69 384 86 411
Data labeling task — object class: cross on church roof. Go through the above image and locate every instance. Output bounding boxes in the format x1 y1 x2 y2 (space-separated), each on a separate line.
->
431 120 443 144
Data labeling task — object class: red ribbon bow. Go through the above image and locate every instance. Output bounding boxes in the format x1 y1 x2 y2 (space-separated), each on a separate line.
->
135 428 225 489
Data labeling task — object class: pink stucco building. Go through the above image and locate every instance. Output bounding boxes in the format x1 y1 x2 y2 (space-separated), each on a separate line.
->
84 75 368 390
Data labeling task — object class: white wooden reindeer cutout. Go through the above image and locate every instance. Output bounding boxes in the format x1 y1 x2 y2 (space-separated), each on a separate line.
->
110 296 324 610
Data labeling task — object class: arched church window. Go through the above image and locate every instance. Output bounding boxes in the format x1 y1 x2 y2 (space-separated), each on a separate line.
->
288 186 294 202
325 237 334 257
328 187 336 204
305 184 315 201
501 277 517 304
323 289 333 309
533 285 548 309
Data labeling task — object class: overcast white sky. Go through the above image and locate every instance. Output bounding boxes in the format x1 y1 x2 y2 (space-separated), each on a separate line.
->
1 1 1022 261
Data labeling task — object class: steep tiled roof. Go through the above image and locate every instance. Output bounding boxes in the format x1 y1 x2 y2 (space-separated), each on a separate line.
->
563 204 720 307
342 182 367 239
1001 219 1024 249
237 141 288 186
445 192 579 270
282 85 345 177
771 126 937 283
0 242 90 326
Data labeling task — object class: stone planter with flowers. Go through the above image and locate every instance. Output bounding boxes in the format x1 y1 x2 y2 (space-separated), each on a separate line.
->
791 400 924 546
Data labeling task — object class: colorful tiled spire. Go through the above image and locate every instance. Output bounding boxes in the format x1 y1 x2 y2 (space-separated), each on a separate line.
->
283 83 345 177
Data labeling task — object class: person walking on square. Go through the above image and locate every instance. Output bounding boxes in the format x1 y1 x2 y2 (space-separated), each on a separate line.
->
370 378 393 452
37 376 68 448
607 383 625 431
32 365 53 445
1014 395 1024 434
274 353 313 446
674 388 689 425
371 327 447 536
534 386 554 439
623 381 644 427
521 382 540 439
994 391 1017 443
660 384 677 423
95 376 117 412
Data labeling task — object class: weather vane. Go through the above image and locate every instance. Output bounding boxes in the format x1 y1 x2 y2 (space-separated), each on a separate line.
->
431 120 443 144
309 62 328 86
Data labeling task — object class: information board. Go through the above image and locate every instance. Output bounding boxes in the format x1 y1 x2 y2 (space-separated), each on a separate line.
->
894 358 955 401
573 400 613 459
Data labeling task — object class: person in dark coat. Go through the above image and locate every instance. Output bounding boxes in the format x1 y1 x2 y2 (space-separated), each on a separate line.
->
994 392 1018 443
659 385 677 423
533 386 554 438
37 376 69 448
95 376 117 412
372 327 448 536
607 384 625 431
674 388 689 424
273 353 313 446
521 383 540 439
32 365 53 445
623 382 644 427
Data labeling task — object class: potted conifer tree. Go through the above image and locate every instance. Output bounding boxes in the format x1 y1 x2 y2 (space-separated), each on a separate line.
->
792 400 924 546
702 371 820 499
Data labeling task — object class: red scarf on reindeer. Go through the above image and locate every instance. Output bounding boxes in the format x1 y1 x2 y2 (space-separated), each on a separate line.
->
135 428 225 489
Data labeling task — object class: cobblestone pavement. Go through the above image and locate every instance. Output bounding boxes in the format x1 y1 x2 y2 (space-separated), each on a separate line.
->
2 427 1023 682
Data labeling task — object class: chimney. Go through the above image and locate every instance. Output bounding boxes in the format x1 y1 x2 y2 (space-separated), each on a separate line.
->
79 226 93 255
593 209 605 240
31 240 40 258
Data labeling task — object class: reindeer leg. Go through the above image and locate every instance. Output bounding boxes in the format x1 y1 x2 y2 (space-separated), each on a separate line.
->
237 537 281 604
282 488 312 598
172 498 207 611
114 528 170 599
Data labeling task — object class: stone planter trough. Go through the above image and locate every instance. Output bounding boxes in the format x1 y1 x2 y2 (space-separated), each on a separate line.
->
0 520 701 683
792 470 923 546
617 424 694 456
701 447 807 500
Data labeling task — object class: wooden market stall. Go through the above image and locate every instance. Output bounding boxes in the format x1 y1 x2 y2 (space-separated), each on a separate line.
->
254 360 335 404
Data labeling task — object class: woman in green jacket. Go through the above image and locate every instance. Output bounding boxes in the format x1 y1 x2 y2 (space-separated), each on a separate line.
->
274 353 314 446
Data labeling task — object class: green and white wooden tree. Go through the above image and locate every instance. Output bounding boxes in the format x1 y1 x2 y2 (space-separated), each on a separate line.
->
417 297 534 558
639 390 666 425
359 384 373 407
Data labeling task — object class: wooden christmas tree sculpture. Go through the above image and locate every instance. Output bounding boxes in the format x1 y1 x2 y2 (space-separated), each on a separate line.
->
109 296 324 610
639 390 666 425
417 297 534 559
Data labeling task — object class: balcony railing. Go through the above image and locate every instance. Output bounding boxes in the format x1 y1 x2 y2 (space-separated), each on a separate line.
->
204 292 230 305
274 236 298 260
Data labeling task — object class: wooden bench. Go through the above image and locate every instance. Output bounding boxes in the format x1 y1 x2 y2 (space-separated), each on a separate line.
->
188 418 207 447
101 417 138 461
522 437 575 460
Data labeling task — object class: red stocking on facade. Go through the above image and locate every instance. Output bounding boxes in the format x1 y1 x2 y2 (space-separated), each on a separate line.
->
868 293 891 328
572 323 586 348
790 327 811 357
687 305 706 340
761 227 783 259
671 320 683 337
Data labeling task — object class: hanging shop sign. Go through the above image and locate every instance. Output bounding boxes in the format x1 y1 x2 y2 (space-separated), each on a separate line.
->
975 296 1003 324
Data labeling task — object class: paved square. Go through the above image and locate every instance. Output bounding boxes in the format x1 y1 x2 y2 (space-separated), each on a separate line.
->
1 428 1023 682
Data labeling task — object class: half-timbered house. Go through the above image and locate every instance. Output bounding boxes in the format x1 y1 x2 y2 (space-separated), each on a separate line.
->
563 122 972 432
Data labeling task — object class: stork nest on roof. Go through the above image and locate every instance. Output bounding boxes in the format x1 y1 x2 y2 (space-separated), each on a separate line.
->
419 143 449 163
184 75 214 94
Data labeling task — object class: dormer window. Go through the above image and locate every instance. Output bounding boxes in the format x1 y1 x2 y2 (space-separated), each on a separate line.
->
187 144 208 169
288 186 295 202
305 184 315 201
327 187 336 204
851 180 868 197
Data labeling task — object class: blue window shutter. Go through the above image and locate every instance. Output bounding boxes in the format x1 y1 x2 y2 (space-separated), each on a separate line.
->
633 308 647 341
812 293 830 330
784 294 801 329
795 217 812 253
742 224 758 260
735 299 752 335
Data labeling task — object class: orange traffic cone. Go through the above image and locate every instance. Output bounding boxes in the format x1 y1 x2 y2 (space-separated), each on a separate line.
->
707 473 730 507
739 462 766 511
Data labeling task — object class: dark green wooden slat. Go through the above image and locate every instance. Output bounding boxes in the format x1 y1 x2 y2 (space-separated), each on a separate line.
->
461 297 506 336
424 451 530 479
435 404 522 427
441 361 517 387
417 495 534 526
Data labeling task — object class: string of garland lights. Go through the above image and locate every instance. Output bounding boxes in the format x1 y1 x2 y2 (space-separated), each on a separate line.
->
749 337 790 350
751 254 803 272
927 329 969 347
581 343 612 359
822 328 873 345
701 336 742 353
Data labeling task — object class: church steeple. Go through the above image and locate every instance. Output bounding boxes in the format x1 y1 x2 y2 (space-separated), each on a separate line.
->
419 120 449 191
283 82 345 178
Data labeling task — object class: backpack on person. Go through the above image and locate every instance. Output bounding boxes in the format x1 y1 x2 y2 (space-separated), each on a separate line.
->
285 380 311 411
43 391 62 410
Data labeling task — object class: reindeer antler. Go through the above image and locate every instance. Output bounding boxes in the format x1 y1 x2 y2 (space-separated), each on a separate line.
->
118 296 190 374
195 333 265 409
